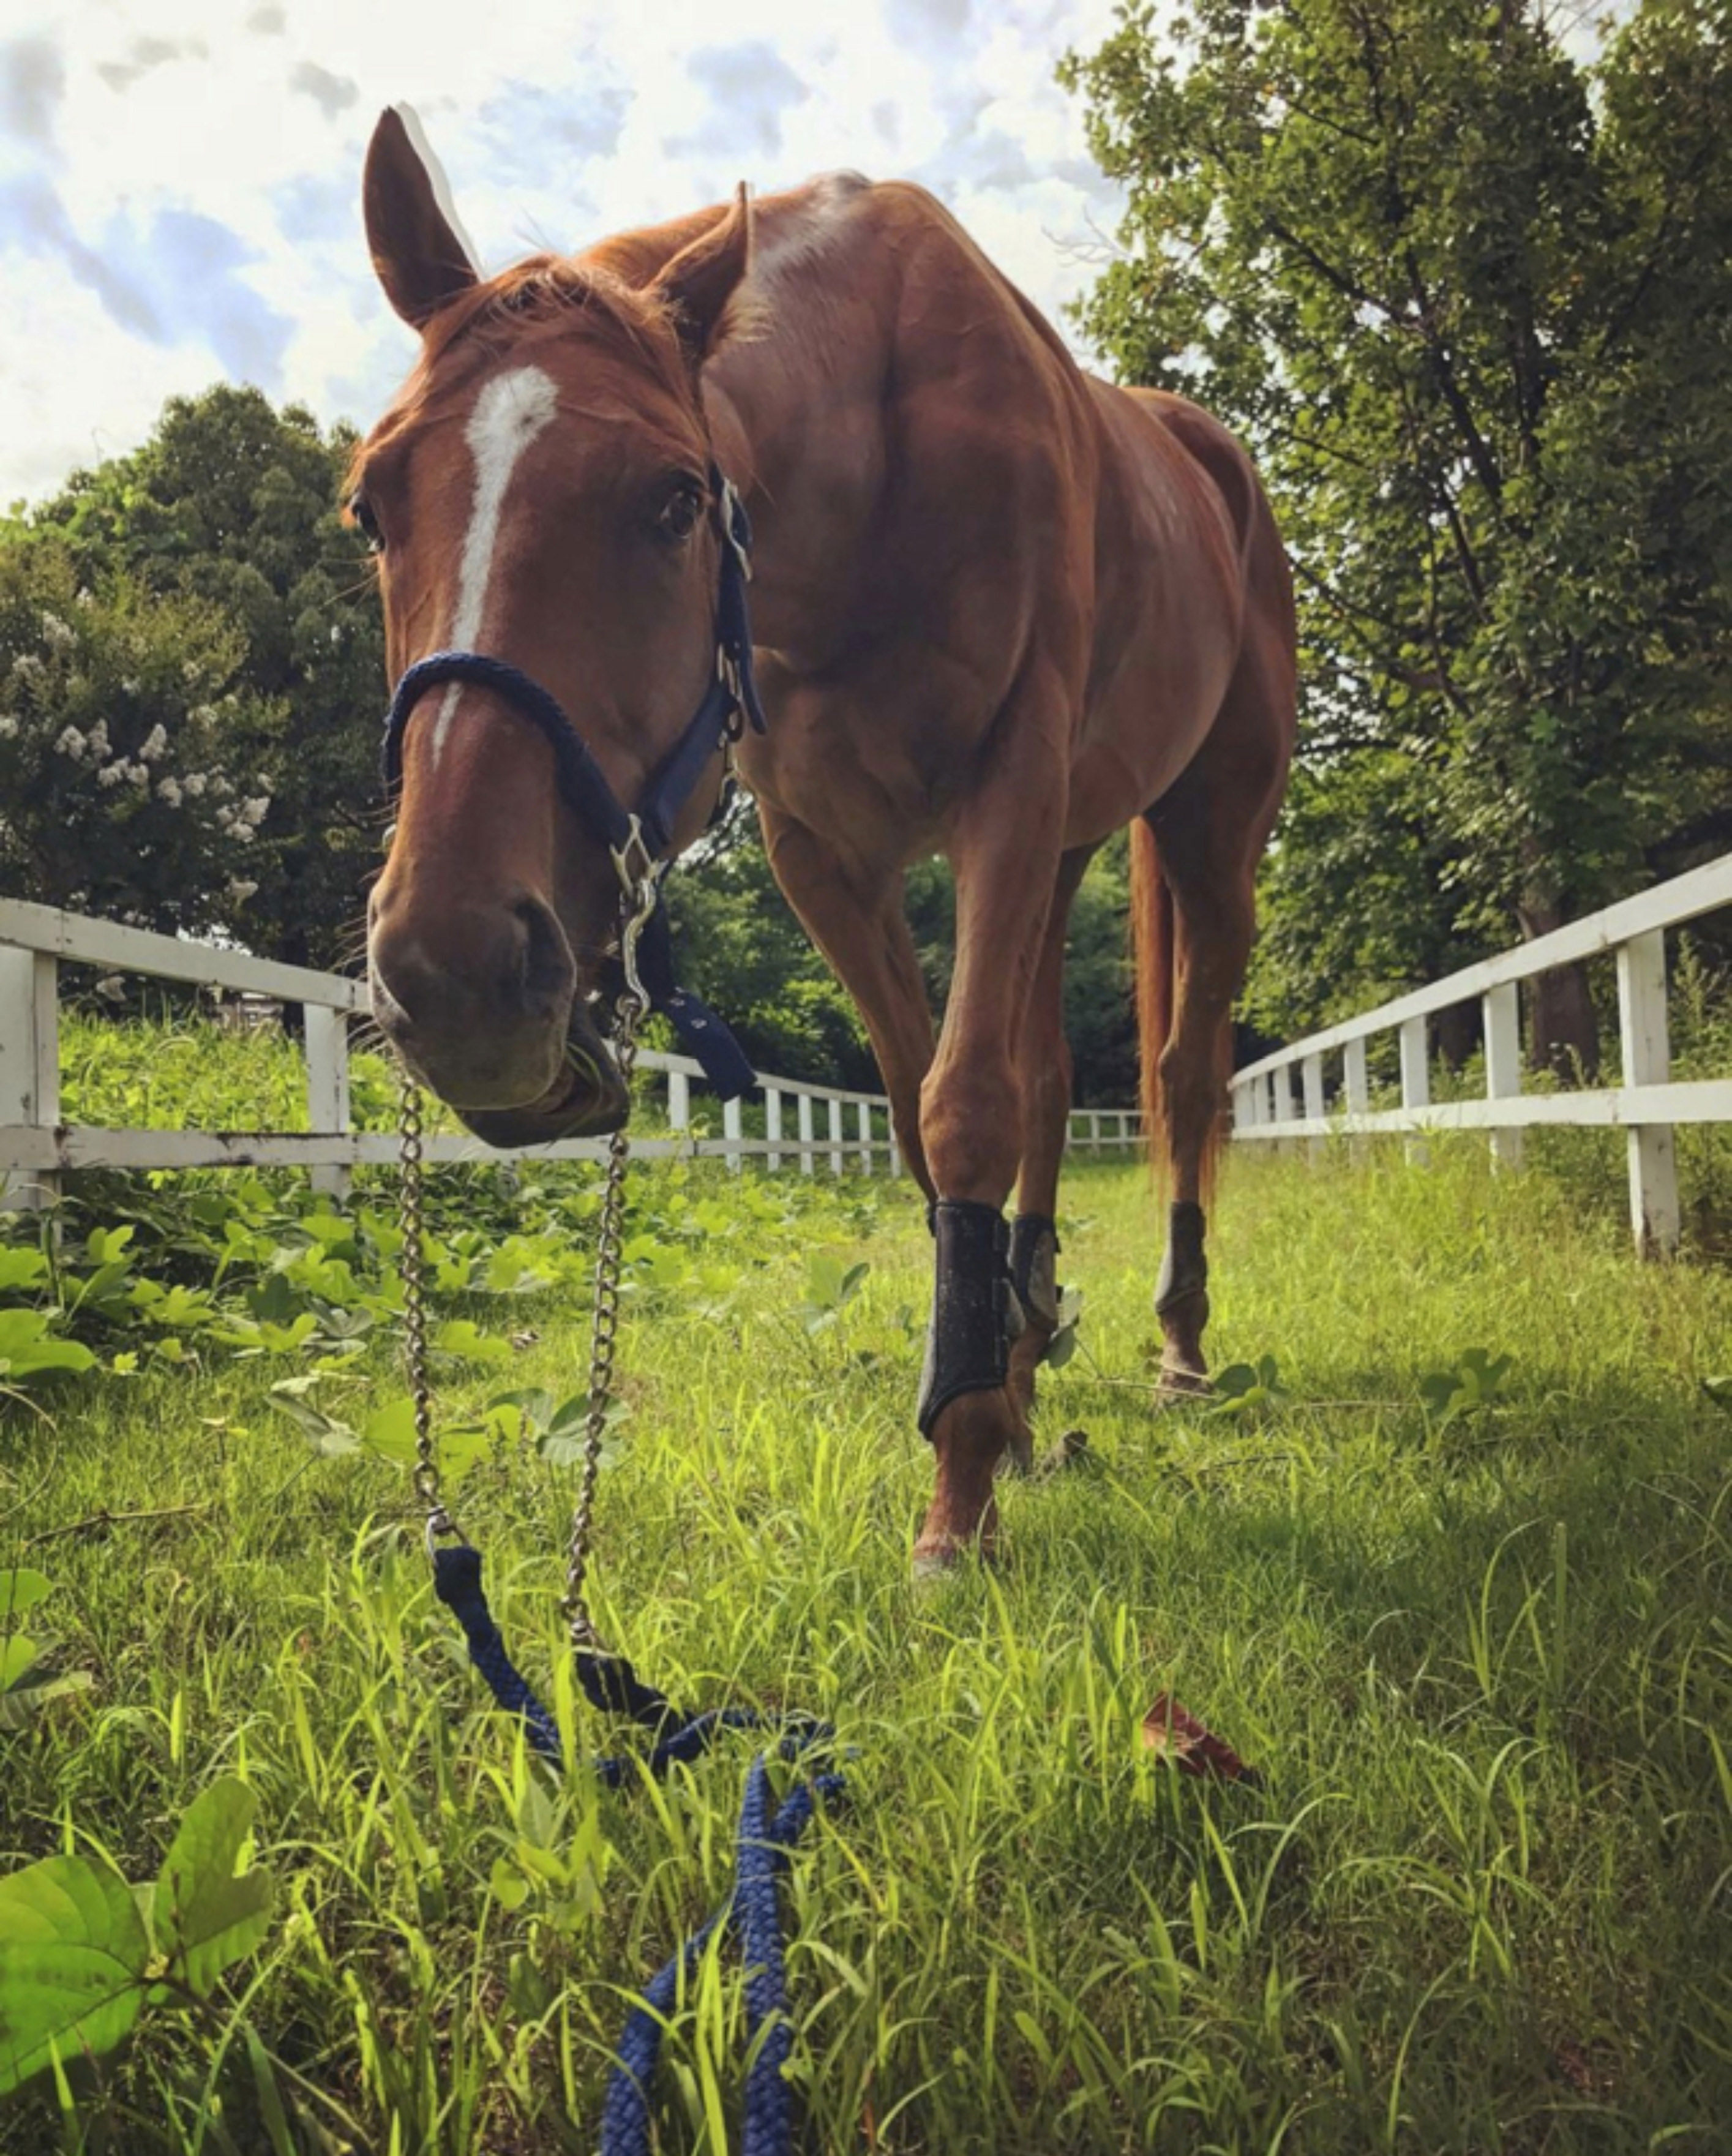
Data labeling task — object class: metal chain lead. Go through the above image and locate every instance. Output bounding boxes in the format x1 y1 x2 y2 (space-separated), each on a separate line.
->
561 984 646 1651
396 1070 454 1547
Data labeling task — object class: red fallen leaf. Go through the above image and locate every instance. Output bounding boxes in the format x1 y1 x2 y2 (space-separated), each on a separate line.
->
1141 1692 1259 1784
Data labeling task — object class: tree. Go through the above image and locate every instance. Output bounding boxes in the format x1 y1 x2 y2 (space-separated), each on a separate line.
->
25 388 384 969
0 539 276 936
1065 0 1732 1069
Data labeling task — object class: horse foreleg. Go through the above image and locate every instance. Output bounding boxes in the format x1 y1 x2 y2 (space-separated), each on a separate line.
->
759 808 937 1198
914 718 1067 1569
1005 846 1095 1440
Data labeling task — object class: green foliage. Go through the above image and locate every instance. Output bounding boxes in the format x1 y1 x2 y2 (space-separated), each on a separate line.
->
1066 0 1732 1042
10 386 383 968
0 1781 271 2098
0 541 278 939
1420 1346 1516 1432
0 1143 1728 2150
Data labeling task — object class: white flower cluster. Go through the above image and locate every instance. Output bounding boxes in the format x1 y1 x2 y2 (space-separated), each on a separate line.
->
0 714 18 740
86 719 110 760
157 776 182 807
138 723 168 762
55 725 86 760
213 792 270 840
12 653 43 682
227 877 258 904
39 612 75 653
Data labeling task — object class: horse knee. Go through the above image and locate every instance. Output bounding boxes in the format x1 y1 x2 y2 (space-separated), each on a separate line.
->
921 1062 1022 1201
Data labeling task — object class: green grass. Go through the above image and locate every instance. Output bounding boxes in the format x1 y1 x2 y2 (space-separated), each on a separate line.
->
2 1133 1729 2153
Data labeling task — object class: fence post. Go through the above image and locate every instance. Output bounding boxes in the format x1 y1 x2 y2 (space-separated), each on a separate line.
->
888 1111 901 1179
723 1095 743 1175
1271 1064 1295 1152
1483 982 1523 1171
797 1091 814 1176
1399 1016 1429 1164
856 1099 871 1173
0 946 58 1213
828 1096 844 1176
1302 1050 1325 1163
668 1069 690 1144
1617 928 1679 1256
304 1004 351 1201
765 1086 782 1171
1343 1036 1369 1163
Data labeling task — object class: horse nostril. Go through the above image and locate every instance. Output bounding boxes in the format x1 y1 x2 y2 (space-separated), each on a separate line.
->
513 897 574 1013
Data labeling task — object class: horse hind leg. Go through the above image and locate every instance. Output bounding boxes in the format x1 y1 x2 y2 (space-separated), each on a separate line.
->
1138 738 1280 1394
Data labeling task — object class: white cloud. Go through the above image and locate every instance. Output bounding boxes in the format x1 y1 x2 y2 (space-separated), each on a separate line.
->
0 0 1130 503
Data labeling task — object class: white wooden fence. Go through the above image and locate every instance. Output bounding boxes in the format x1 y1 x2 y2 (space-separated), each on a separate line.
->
0 897 1140 1207
1229 852 1732 1255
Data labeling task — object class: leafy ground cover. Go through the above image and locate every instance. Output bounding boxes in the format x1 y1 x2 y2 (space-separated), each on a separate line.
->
1 1110 1728 2152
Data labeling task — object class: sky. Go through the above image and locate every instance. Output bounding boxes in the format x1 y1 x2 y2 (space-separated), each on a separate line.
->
0 0 1131 507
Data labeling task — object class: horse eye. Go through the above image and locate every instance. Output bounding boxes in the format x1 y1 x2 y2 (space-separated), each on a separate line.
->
348 494 384 554
656 484 704 542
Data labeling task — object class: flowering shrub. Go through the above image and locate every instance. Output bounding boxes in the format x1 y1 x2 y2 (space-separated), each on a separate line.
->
0 542 279 936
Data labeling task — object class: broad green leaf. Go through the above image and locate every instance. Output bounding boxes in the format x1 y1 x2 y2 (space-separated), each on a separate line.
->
490 1858 530 1912
266 1394 359 1455
1046 1322 1079 1370
361 1396 417 1458
0 1568 52 1620
83 1225 134 1266
0 1247 48 1293
0 1854 149 2095
0 1310 95 1379
0 1668 92 1730
152 1779 273 2000
0 1635 41 1689
433 1319 512 1366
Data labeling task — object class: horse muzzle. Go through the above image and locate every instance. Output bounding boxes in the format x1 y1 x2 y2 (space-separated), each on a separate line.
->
453 1009 632 1147
368 890 629 1146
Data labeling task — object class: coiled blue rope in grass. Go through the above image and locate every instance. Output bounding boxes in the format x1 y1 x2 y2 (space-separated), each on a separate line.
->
431 1542 844 2155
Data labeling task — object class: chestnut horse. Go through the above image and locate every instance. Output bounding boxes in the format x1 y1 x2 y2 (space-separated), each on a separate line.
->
356 109 1295 1571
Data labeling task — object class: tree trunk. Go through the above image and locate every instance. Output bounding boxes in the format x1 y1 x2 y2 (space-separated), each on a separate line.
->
1434 1001 1480 1070
1516 887 1599 1080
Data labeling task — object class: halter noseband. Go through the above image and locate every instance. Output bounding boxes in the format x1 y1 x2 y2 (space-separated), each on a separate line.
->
379 467 767 1101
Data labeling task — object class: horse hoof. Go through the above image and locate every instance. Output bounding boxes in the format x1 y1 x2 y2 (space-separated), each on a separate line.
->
912 1546 958 1589
1157 1367 1211 1404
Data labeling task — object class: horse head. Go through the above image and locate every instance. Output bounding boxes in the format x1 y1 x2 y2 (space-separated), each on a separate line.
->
356 108 751 1146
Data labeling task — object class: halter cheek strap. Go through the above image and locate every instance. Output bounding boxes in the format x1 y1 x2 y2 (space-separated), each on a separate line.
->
378 468 765 1102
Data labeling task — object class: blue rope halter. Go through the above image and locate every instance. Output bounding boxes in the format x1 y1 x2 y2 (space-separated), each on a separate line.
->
432 1542 844 2155
379 466 767 1100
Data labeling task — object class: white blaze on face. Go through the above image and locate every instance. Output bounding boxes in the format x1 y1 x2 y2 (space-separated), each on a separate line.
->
431 364 561 762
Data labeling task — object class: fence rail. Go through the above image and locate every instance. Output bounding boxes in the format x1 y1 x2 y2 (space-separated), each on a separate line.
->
0 897 1140 1205
1228 851 1732 1255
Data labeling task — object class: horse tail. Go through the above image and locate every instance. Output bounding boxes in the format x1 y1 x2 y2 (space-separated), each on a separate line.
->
1128 816 1173 1186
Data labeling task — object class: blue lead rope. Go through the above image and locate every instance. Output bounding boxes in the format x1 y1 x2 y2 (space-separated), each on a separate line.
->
431 1543 843 2154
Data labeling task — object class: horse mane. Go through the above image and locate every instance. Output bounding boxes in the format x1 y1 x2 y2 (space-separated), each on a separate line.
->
350 254 692 494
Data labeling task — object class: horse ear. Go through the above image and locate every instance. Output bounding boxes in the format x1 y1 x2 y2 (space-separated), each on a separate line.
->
364 105 481 331
651 185 753 367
